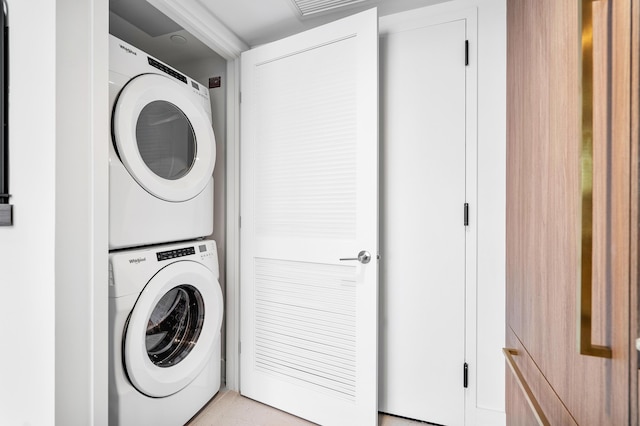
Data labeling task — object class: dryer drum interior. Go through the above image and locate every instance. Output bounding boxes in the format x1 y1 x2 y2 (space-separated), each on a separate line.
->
136 100 196 181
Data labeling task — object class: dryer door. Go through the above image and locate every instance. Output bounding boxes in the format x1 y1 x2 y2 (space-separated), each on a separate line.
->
112 73 216 202
123 260 223 397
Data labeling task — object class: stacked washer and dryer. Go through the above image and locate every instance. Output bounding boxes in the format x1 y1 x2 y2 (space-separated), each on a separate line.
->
108 35 223 426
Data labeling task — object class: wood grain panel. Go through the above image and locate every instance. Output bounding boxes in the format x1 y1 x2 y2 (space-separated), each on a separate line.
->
505 367 539 426
609 0 633 423
543 1 611 423
631 0 640 423
506 0 550 350
506 0 634 423
505 328 577 425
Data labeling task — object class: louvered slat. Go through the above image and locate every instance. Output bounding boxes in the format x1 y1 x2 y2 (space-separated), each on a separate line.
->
254 258 357 400
254 37 357 240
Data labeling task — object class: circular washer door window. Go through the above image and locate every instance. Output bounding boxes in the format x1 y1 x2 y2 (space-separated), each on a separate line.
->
145 284 204 368
112 73 216 202
123 261 223 397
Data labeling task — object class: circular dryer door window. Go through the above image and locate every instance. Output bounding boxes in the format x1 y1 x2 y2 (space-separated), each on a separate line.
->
124 261 223 398
136 101 196 181
112 73 216 202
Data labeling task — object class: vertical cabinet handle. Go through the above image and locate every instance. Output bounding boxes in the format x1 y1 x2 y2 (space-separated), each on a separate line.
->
0 2 9 227
578 0 612 358
503 348 550 426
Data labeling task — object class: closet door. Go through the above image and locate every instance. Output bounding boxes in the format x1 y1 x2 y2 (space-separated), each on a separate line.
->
379 15 467 426
240 9 378 426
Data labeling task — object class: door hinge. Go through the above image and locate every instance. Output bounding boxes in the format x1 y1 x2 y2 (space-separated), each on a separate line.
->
463 362 469 388
239 216 242 228
464 203 469 226
465 40 469 66
239 341 242 354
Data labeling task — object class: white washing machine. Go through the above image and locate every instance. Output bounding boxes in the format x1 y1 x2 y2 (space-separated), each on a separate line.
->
109 35 216 250
109 240 223 426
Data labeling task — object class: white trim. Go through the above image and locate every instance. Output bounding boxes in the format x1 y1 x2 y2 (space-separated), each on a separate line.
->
55 0 109 423
146 0 248 60
224 57 242 391
91 1 110 423
462 8 480 426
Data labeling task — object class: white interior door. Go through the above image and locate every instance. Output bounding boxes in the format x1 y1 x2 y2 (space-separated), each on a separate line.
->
379 16 467 426
240 9 378 426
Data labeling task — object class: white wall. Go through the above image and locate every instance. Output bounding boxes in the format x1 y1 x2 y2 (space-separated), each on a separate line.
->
0 0 108 424
0 1 56 424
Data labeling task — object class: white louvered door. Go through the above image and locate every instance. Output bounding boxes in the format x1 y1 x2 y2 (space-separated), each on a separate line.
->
240 9 378 426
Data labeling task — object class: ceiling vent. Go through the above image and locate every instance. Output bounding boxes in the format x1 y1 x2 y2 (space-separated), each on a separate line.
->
289 0 368 17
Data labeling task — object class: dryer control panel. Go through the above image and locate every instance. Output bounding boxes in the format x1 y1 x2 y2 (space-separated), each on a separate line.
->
156 246 195 261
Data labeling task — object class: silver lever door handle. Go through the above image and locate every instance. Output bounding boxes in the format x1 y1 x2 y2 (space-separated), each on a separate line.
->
340 250 371 264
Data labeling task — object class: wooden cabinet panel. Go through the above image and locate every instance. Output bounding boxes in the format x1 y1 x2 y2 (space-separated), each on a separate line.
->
505 328 576 426
505 368 539 426
506 0 635 423
631 0 640 423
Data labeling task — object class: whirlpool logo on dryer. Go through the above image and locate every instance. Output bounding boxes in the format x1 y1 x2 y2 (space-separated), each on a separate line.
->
128 257 146 264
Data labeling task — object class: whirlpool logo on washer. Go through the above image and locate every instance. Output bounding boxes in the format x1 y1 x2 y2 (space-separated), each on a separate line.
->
119 44 137 56
128 257 146 264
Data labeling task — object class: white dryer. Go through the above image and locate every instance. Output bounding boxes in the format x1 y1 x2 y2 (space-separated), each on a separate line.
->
109 240 223 426
109 35 216 250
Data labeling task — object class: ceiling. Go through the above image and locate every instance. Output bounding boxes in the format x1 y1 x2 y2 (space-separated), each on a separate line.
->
197 0 449 46
109 0 450 66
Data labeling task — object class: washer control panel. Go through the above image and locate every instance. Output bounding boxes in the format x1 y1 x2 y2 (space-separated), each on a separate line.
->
197 243 216 259
152 241 217 263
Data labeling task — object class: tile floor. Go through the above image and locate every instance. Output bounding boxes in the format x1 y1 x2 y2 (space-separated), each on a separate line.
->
187 390 431 426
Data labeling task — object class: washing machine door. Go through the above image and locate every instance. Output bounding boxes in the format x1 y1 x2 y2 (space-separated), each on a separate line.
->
123 260 223 397
112 73 216 202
